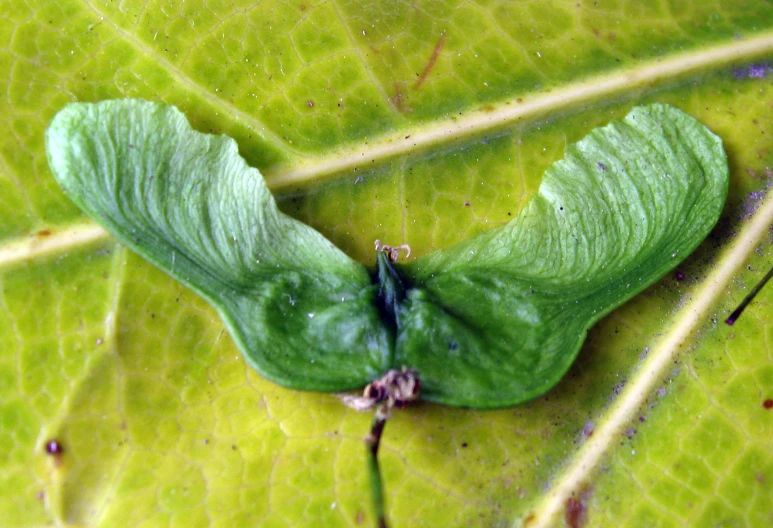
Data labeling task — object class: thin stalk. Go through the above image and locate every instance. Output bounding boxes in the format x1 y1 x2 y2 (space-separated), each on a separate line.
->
365 409 388 528
725 264 773 325
346 368 418 528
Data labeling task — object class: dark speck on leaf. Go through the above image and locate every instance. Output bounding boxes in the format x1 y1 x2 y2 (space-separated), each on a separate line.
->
448 340 458 351
597 162 607 171
307 101 313 108
461 442 468 448
45 440 63 455
464 201 471 207
675 272 685 281
764 399 773 409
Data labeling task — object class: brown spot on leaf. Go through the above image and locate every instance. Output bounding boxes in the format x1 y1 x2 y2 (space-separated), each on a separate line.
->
414 33 446 90
565 498 585 528
392 82 411 112
763 399 773 409
566 497 585 528
36 229 52 237
582 421 594 438
565 487 592 528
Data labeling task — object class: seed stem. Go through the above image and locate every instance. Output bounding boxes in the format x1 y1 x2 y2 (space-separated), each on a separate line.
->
343 368 419 528
366 408 389 528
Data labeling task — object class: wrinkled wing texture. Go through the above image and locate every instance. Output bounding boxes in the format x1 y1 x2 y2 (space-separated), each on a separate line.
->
46 100 391 390
398 105 728 407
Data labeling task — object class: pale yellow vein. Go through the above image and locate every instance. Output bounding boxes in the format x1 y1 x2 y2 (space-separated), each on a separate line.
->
0 223 109 270
266 32 773 189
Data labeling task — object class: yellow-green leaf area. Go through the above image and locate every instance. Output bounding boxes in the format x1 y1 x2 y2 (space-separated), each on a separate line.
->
590 243 773 527
3 0 773 526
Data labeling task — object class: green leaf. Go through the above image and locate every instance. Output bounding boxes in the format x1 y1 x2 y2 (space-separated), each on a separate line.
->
3 1 773 527
46 99 391 391
46 101 728 409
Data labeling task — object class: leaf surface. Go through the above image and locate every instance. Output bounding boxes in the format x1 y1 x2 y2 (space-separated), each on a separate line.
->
2 1 773 527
